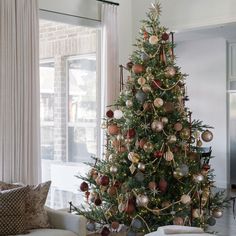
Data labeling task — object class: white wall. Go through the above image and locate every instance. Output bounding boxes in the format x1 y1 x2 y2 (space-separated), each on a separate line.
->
176 38 227 188
132 0 236 40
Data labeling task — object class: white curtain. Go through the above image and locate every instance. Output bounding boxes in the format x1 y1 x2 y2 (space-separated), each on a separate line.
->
101 4 119 108
0 0 41 184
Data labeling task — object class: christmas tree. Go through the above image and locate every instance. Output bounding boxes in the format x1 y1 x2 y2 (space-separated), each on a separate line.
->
74 3 226 235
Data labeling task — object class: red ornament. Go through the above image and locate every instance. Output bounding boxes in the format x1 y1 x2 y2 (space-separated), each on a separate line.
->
127 128 136 139
101 227 110 236
108 124 119 135
132 64 145 74
202 164 210 171
154 150 163 158
80 182 89 192
143 31 149 40
100 175 110 186
94 197 102 206
162 32 169 41
159 179 168 193
124 198 136 215
151 79 162 90
126 61 134 70
107 186 117 196
106 110 114 118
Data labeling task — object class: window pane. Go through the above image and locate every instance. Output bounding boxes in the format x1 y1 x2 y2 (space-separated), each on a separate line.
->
39 19 98 209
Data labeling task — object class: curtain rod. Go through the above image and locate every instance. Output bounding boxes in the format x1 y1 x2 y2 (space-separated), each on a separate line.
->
39 8 101 22
97 0 119 6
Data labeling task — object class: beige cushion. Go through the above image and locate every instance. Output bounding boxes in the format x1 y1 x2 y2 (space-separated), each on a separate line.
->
0 186 29 235
0 181 51 230
18 229 78 236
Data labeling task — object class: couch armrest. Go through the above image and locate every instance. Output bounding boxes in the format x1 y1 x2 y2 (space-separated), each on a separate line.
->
46 207 87 236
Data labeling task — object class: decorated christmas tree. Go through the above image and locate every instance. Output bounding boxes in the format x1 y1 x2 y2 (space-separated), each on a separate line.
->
74 3 226 235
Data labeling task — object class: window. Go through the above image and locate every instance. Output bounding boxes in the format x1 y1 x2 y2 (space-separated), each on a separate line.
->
40 19 100 209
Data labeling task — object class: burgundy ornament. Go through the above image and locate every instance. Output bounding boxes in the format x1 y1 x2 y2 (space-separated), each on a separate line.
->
106 110 114 118
124 198 136 215
154 150 163 158
202 164 211 171
127 128 136 139
114 180 122 188
80 181 89 192
151 79 162 90
101 227 110 236
162 32 169 41
100 175 110 186
94 197 102 206
159 179 168 193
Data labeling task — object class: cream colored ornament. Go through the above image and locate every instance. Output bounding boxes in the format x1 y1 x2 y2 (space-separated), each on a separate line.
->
161 117 168 124
192 209 202 218
167 135 177 143
143 142 154 152
149 35 159 45
164 150 174 161
128 152 140 163
108 154 116 162
136 194 149 207
142 84 151 93
114 110 123 119
126 100 133 108
110 166 118 174
151 120 164 132
193 174 204 183
193 130 200 139
212 208 223 218
180 194 191 204
118 203 126 212
174 122 183 131
138 77 146 86
153 98 164 108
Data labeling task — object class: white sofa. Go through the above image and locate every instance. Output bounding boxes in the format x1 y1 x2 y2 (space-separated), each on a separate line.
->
18 208 87 236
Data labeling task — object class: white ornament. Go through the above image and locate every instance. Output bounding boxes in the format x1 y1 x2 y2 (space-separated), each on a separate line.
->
180 194 191 204
136 194 149 207
114 110 123 119
126 100 133 108
149 35 159 45
154 98 164 108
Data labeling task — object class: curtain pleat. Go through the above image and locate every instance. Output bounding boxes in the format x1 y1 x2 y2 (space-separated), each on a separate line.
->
0 0 40 184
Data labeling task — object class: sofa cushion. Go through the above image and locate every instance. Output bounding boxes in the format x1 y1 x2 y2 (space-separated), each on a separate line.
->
0 181 51 230
17 229 78 236
0 186 29 235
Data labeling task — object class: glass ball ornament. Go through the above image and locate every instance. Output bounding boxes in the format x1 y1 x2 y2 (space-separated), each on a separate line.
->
149 35 159 45
111 221 120 230
161 117 168 124
193 130 200 139
148 181 157 190
135 171 145 182
114 110 123 119
151 120 164 132
108 124 119 135
87 222 96 231
180 194 191 204
201 130 213 142
180 128 191 140
212 208 223 218
142 84 152 93
131 219 143 229
174 122 183 131
193 174 204 183
164 150 174 161
153 98 164 108
165 66 176 78
110 166 118 174
207 217 216 226
136 194 149 207
179 164 189 176
126 100 133 108
137 77 146 86
132 64 145 74
118 203 125 212
135 90 147 103
197 139 203 147
143 142 154 152
138 162 145 171
173 169 184 179
128 152 140 163
173 217 184 225
167 135 177 143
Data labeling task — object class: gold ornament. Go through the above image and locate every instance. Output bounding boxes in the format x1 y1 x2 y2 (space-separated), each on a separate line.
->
137 77 146 86
101 122 107 129
180 194 191 204
193 130 200 139
151 120 164 132
180 128 190 140
201 130 213 142
149 35 159 45
143 142 154 152
173 169 184 179
129 163 136 174
138 162 146 171
164 150 174 161
153 98 164 108
196 139 203 147
128 152 140 163
165 66 176 78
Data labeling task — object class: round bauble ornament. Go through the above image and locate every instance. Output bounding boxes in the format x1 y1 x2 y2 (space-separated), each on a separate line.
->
126 61 134 70
135 171 145 182
87 222 96 231
193 174 204 183
135 90 147 103
107 186 117 196
143 142 154 152
154 98 164 108
127 128 136 139
180 194 191 204
207 217 216 226
201 130 213 142
128 152 140 164
174 122 183 131
165 66 176 78
159 179 168 193
114 110 123 119
110 166 118 174
151 120 164 132
173 169 184 180
143 102 152 111
141 53 149 61
152 79 161 90
212 208 223 218
161 201 171 208
94 197 102 206
192 209 201 218
193 131 200 139
117 134 124 141
111 221 120 230
154 150 163 158
164 150 174 161
101 227 110 236
149 35 159 44
126 100 133 108
197 139 203 147
138 162 145 171
161 117 168 124
139 138 147 148
180 128 191 140
100 175 110 186
142 84 151 93
132 64 145 74
167 135 177 143
108 124 119 135
162 32 169 41
173 217 184 225
148 181 157 190
106 110 114 118
137 77 146 86
188 151 199 161
80 182 89 192
179 164 189 176
131 219 142 229
136 194 149 207
124 199 136 214
163 102 175 113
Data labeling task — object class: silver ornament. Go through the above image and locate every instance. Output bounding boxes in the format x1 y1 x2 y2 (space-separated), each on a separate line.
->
161 117 168 124
180 194 191 204
179 164 189 176
110 166 118 174
87 222 96 231
131 219 142 229
126 100 133 108
212 208 223 218
135 90 147 103
135 171 145 182
138 163 145 171
151 120 164 132
136 194 149 207
193 174 204 183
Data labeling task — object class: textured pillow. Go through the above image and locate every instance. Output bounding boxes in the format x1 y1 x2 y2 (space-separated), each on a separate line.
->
0 186 29 235
0 181 51 229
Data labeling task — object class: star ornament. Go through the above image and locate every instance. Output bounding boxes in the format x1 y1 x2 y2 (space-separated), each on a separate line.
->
149 2 162 19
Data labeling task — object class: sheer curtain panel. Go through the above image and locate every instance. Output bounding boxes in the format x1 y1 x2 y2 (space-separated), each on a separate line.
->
101 3 119 108
0 0 40 184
